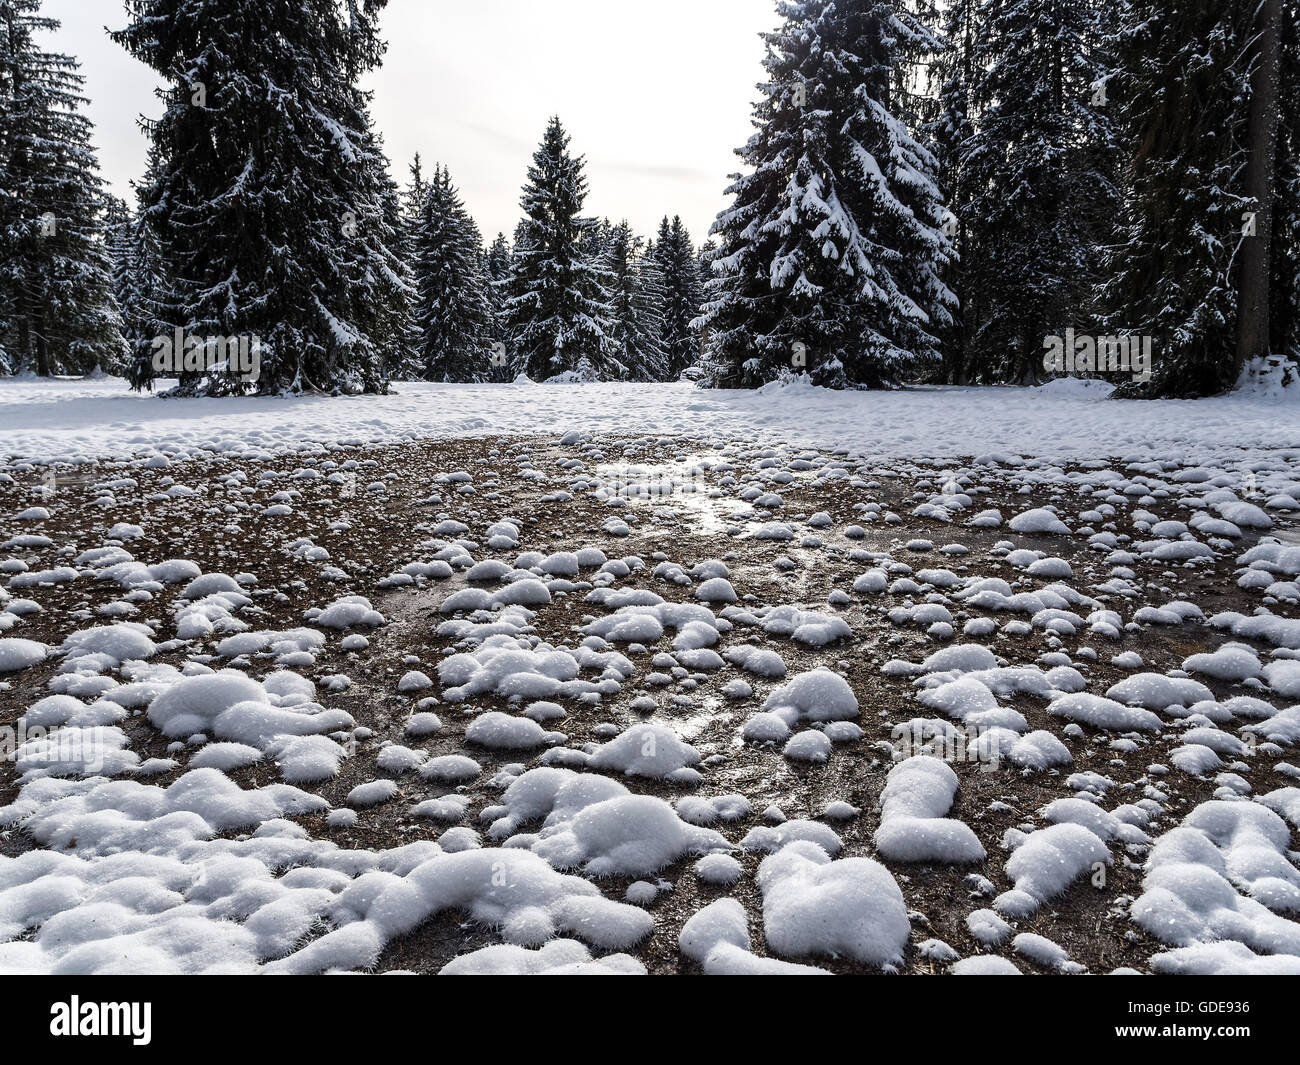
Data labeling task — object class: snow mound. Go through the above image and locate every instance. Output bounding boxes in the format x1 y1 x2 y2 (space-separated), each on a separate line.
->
757 841 909 969
874 757 985 863
1003 824 1110 910
479 768 728 877
1007 508 1071 535
679 898 828 975
0 638 48 672
1131 801 1300 960
585 724 703 783
1048 692 1162 732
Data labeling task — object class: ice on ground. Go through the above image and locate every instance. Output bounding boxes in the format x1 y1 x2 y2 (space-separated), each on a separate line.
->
272 848 655 973
1008 508 1071 535
741 820 843 856
438 637 601 703
309 595 385 629
761 668 859 722
1105 674 1214 712
966 907 1012 946
951 956 1021 974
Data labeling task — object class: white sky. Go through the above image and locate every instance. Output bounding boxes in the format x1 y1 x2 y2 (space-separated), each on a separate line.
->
39 0 775 245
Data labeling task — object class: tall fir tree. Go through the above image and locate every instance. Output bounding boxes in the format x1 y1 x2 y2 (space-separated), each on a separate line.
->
113 144 176 389
1098 1 1253 396
385 155 431 380
0 0 125 376
484 231 513 381
504 117 620 381
402 154 430 238
653 215 703 379
929 0 976 383
605 220 669 381
112 0 412 395
409 164 493 382
698 0 955 389
105 193 157 382
958 0 1117 385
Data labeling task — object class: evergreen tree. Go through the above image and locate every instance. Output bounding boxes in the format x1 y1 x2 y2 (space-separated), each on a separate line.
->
929 0 976 383
698 0 955 389
958 0 1117 384
504 117 620 381
484 231 513 380
0 0 125 376
105 193 157 384
397 154 429 379
581 216 614 266
409 164 492 382
697 238 718 290
1099 1 1252 396
653 215 703 379
1236 0 1285 374
112 144 176 390
112 0 412 395
402 154 430 236
605 221 669 380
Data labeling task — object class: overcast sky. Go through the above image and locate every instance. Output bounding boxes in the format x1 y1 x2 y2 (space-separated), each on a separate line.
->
39 0 775 245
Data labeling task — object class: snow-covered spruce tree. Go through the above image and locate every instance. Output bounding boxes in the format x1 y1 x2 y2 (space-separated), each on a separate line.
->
376 157 423 381
112 143 179 390
105 193 162 386
112 0 411 395
395 154 430 379
698 0 955 389
409 164 493 382
653 215 703 379
957 0 1117 385
580 216 613 268
103 193 130 267
928 0 976 383
504 117 621 381
1098 1 1253 397
484 232 513 380
402 153 430 236
604 221 669 381
0 0 126 376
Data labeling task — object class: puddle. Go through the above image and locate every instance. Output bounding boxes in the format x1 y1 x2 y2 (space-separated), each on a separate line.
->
594 458 734 536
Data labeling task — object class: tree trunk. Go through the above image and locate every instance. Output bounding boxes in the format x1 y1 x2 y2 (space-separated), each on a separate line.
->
1236 0 1283 375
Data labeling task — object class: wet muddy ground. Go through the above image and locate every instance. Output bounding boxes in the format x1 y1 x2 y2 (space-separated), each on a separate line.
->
1 433 1296 974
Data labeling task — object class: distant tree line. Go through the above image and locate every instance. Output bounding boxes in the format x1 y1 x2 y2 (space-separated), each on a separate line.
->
0 0 1294 398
